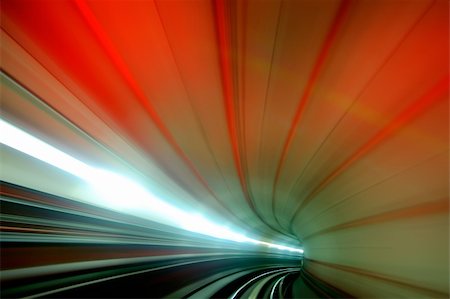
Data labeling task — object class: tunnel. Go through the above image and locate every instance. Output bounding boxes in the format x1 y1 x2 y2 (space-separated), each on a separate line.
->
0 0 448 298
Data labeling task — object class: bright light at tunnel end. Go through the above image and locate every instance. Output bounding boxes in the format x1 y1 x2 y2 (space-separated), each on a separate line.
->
0 119 304 255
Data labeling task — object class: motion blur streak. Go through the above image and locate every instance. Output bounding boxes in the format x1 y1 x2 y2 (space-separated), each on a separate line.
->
0 0 448 298
1 118 303 252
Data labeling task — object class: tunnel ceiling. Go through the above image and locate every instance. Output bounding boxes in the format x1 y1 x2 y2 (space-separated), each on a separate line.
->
1 0 448 262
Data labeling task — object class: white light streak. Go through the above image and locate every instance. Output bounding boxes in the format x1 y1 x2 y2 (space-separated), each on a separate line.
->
0 119 92 179
0 119 303 255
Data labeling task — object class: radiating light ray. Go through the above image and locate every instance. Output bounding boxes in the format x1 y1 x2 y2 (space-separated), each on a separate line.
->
0 118 303 254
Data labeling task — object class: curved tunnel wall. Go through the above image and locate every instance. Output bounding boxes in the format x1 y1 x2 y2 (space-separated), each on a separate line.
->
1 0 449 298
